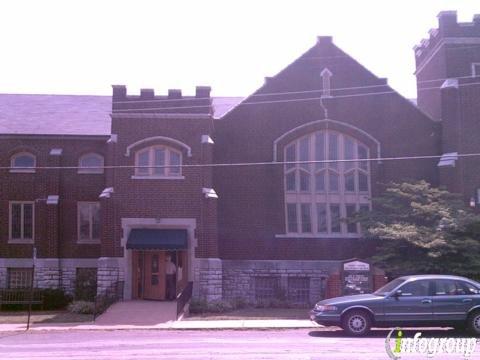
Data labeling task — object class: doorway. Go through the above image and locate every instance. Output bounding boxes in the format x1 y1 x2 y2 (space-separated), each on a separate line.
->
132 250 188 301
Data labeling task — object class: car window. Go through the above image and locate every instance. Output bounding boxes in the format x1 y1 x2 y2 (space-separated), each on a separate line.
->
373 278 406 296
455 281 479 295
434 280 457 296
398 280 430 296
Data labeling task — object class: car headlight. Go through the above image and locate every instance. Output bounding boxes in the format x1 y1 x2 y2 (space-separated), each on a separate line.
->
314 304 338 312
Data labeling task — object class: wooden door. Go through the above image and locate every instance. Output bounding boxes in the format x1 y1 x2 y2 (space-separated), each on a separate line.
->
143 251 166 300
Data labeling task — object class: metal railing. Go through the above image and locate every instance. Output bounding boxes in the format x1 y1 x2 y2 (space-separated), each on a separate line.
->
0 289 44 310
176 281 193 316
93 281 124 321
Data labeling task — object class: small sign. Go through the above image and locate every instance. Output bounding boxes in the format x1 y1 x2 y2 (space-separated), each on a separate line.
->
343 260 370 271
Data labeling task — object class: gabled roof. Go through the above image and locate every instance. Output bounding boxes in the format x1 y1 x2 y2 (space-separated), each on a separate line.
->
0 94 243 136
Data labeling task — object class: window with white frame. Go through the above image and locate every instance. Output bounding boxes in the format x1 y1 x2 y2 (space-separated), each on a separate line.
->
134 146 182 177
78 202 100 243
8 268 33 289
78 153 104 174
472 63 480 77
10 152 36 173
9 202 34 242
284 131 371 236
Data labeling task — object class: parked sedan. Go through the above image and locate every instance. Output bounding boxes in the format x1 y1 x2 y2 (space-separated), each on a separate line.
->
310 275 480 336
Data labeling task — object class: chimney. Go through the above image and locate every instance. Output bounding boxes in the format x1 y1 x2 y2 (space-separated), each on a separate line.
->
140 88 155 99
112 85 127 100
437 11 457 35
168 89 182 99
195 86 211 98
317 36 333 44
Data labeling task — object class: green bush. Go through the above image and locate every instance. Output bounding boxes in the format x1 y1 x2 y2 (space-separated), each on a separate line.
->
68 301 95 314
41 288 72 310
189 298 236 314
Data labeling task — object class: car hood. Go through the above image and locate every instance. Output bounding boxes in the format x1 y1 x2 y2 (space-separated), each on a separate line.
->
317 293 384 306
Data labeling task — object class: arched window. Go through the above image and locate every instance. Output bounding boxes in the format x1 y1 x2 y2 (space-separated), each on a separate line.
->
134 145 182 178
78 153 104 174
10 152 36 173
284 130 370 236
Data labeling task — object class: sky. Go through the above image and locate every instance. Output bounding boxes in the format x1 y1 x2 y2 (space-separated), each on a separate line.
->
0 0 478 99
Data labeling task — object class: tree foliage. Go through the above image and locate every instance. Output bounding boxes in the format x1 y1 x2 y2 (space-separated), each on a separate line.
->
357 181 480 277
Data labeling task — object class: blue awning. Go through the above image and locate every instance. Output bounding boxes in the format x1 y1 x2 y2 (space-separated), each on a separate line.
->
126 229 188 250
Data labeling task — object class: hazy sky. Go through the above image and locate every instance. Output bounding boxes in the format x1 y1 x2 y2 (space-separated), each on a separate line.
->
0 0 478 99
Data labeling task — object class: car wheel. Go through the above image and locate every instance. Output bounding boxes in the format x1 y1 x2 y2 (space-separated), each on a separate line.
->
342 310 371 336
468 311 480 335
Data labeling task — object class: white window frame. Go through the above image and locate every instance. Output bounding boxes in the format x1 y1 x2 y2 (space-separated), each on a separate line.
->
132 145 184 179
472 63 480 77
77 202 101 244
7 268 33 289
78 153 104 174
10 152 36 173
9 201 35 244
280 130 371 238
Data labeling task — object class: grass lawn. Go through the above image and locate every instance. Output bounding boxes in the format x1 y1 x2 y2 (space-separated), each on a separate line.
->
0 310 92 324
185 307 310 321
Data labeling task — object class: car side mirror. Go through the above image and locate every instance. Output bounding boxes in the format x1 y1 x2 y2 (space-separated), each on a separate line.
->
393 289 402 298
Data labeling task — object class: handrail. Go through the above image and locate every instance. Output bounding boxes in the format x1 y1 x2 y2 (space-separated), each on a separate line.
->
176 281 193 316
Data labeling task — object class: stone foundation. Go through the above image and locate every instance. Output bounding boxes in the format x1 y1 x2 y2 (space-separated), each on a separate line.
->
221 260 338 305
193 258 222 301
97 257 124 296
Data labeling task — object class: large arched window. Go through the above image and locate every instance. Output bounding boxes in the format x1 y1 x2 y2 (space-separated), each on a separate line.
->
10 152 36 173
134 145 182 178
78 153 104 174
284 130 370 236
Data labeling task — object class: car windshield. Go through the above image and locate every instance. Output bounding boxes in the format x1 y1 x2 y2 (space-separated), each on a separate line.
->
373 278 406 296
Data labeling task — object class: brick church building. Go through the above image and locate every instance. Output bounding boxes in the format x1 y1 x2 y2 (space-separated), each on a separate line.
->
0 11 479 306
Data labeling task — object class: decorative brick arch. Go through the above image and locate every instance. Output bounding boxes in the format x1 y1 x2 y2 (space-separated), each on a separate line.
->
125 136 192 157
272 119 381 162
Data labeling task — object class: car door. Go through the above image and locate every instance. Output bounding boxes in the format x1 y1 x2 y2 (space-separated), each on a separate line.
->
384 279 433 323
432 279 479 322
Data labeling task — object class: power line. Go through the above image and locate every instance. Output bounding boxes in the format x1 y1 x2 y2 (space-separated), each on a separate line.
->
110 80 480 113
3 152 477 171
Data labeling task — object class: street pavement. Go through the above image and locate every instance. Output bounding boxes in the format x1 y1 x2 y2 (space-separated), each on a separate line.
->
0 328 470 360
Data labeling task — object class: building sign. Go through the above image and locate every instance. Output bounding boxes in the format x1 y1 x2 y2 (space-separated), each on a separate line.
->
342 260 372 295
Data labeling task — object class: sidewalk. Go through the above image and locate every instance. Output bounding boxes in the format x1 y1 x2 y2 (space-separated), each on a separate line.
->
0 319 321 333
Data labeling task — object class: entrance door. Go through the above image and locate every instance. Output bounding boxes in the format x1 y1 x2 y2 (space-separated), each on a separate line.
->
143 251 166 300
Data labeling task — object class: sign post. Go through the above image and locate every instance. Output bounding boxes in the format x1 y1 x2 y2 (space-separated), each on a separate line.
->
26 247 37 330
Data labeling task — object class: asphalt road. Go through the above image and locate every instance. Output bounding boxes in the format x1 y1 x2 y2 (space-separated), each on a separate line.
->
0 328 475 360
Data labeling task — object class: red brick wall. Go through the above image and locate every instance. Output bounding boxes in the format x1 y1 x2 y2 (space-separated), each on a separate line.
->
0 137 107 259
214 37 439 261
108 91 218 259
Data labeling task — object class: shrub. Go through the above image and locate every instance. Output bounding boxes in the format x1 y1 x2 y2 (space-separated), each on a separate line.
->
68 301 95 314
41 289 72 310
189 298 235 314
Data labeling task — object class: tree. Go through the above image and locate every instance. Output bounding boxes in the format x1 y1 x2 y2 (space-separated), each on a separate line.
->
356 180 480 277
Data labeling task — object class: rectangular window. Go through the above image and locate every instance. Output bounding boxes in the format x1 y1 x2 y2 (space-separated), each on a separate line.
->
299 137 309 171
300 203 312 233
299 171 310 191
255 276 280 301
346 204 358 233
286 203 298 233
9 202 34 242
330 204 341 233
315 133 325 169
137 150 150 175
286 172 296 191
288 277 310 304
328 172 339 192
472 63 480 77
78 202 101 242
358 172 369 192
8 268 32 289
328 133 338 169
75 268 98 301
344 137 355 170
169 151 181 175
358 145 368 171
285 144 296 170
316 203 327 233
153 148 165 175
315 172 325 192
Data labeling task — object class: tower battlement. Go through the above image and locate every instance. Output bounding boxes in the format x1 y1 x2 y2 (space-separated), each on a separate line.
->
414 11 480 68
